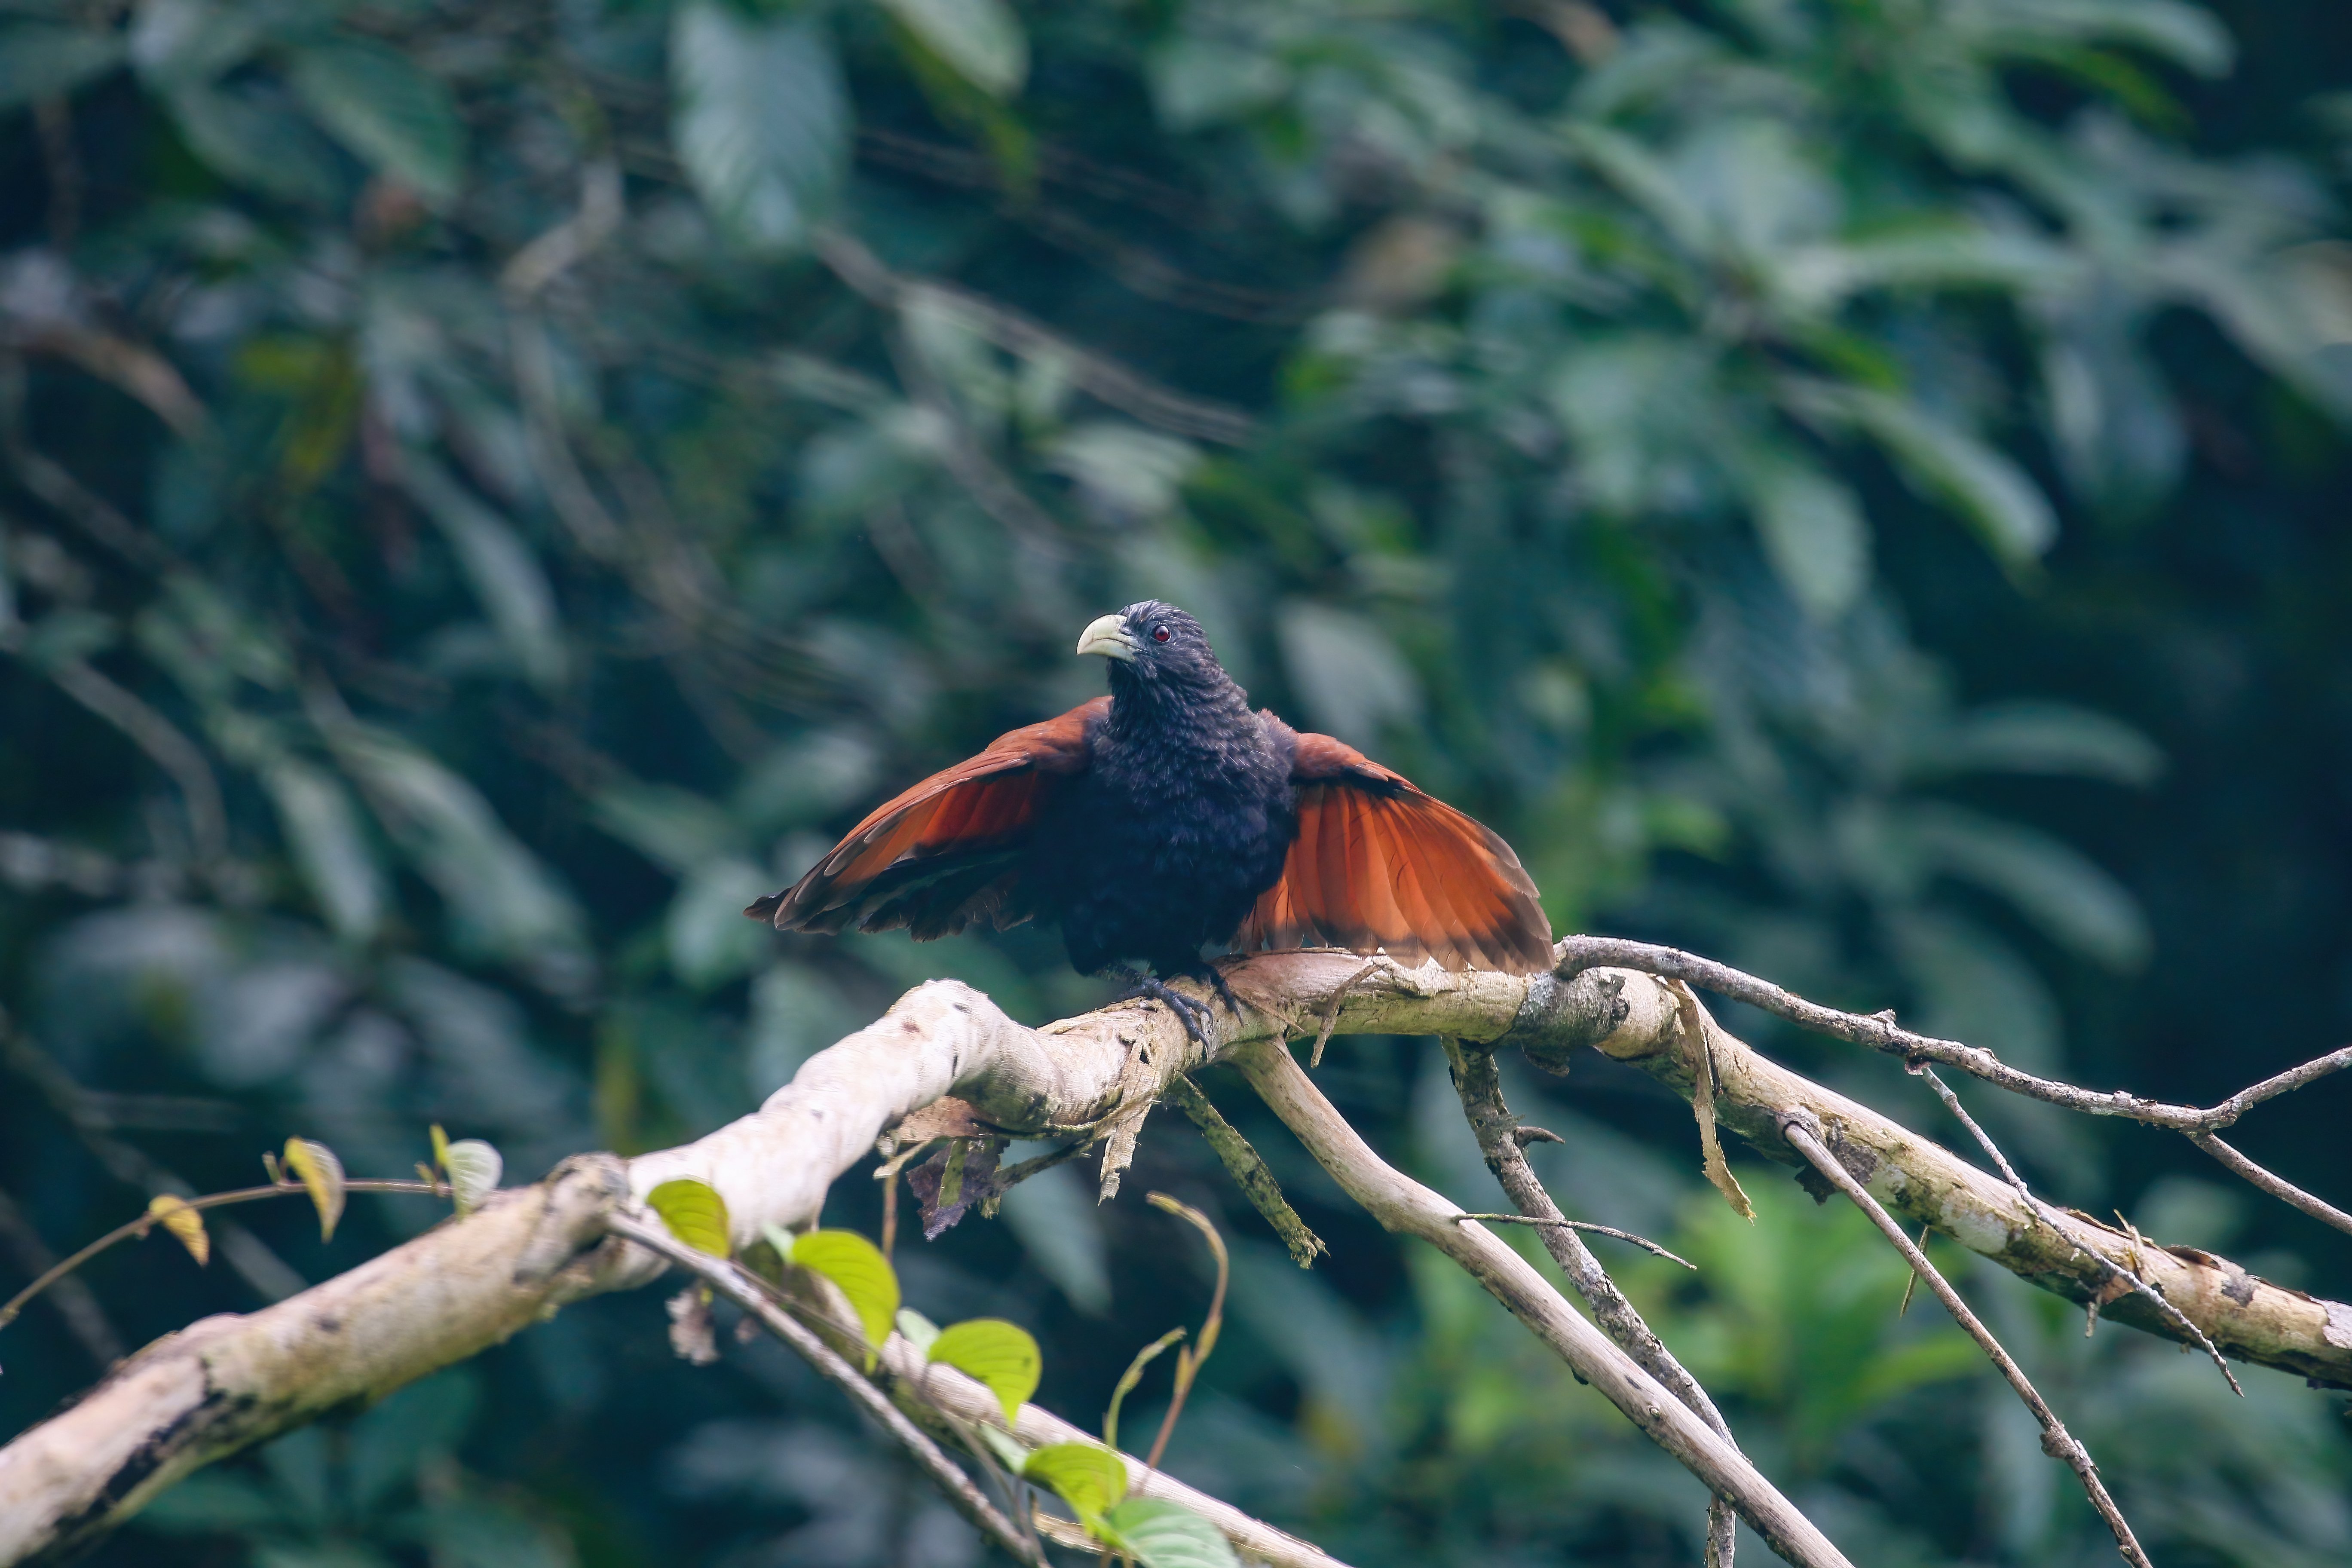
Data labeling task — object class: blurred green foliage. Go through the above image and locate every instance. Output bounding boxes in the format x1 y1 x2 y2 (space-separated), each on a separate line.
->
3 0 2350 1564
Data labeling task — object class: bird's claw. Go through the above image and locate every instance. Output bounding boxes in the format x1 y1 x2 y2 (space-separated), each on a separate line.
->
1202 962 1245 1022
1149 980 1215 1047
1109 969 1217 1047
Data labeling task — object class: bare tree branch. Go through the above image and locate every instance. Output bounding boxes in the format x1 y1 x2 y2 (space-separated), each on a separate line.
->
1443 1036 1740 1567
2 324 207 442
1556 937 2349 1131
2189 1131 2352 1238
1553 936 2352 1238
9 944 2350 1565
40 658 227 867
2 956 1837 1566
1782 1114 2151 1568
1514 963 2352 1386
0 1155 649 1565
1237 1039 1852 1568
0 358 181 577
1161 1073 1326 1268
1915 1064 2239 1391
1450 1214 1693 1268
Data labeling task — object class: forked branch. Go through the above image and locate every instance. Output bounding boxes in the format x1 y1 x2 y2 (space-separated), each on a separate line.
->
8 943 2350 1568
1516 963 2352 1387
1236 1040 1852 1568
1782 1114 2150 1568
1444 1036 1743 1567
1555 936 2352 1239
1914 1065 2238 1392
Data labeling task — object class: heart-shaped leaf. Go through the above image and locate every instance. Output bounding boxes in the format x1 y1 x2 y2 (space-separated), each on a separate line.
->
647 1178 731 1257
787 1228 900 1355
1100 1497 1240 1568
928 1317 1040 1426
1020 1441 1127 1528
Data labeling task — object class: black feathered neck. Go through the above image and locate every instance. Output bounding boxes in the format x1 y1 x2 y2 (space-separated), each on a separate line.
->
1100 601 1257 738
1105 655 1254 724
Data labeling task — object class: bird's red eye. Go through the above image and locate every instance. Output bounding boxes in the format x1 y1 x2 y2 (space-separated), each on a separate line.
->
1152 625 1172 643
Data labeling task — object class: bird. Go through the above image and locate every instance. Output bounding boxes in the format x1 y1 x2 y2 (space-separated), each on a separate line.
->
745 602 1552 1040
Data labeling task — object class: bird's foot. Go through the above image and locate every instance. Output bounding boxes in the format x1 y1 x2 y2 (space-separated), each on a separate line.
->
1106 966 1216 1047
1198 961 1245 1023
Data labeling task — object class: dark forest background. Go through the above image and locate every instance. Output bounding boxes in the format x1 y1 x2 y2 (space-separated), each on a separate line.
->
3 1 2351 1564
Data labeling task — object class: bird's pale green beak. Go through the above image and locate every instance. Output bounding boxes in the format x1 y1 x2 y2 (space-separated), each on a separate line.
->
1075 613 1137 662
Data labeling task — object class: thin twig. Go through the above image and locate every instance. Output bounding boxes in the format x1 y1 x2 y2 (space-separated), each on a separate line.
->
1161 1075 1325 1267
1451 1214 1694 1269
870 1137 942 1261
1249 1042 1848 1567
1896 1227 1927 1317
1141 1194 1227 1475
1781 1114 2151 1568
2203 1047 2352 1125
501 158 623 301
1915 1065 2241 1392
1916 1066 2027 1191
2 323 208 439
0 1023 306 1305
508 313 628 561
1559 937 2352 1226
0 1180 447 1332
606 1211 1047 1568
818 228 1075 561
1558 937 2349 1132
813 227 1265 439
1443 1038 1742 1568
1103 1327 1185 1455
990 1136 1093 1192
2189 1132 2352 1239
0 356 183 575
879 317 1072 559
0 1187 123 1367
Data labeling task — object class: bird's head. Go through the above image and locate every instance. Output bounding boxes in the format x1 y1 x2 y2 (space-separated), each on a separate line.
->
1075 601 1224 695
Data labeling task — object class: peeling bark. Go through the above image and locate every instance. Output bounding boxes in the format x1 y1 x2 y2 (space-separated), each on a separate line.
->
6 947 2347 1568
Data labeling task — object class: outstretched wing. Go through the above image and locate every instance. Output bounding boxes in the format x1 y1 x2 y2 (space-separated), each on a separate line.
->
1234 729 1553 974
747 698 1108 941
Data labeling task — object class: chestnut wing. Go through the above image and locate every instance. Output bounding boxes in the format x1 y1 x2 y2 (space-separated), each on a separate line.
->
1234 730 1553 974
747 698 1108 940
